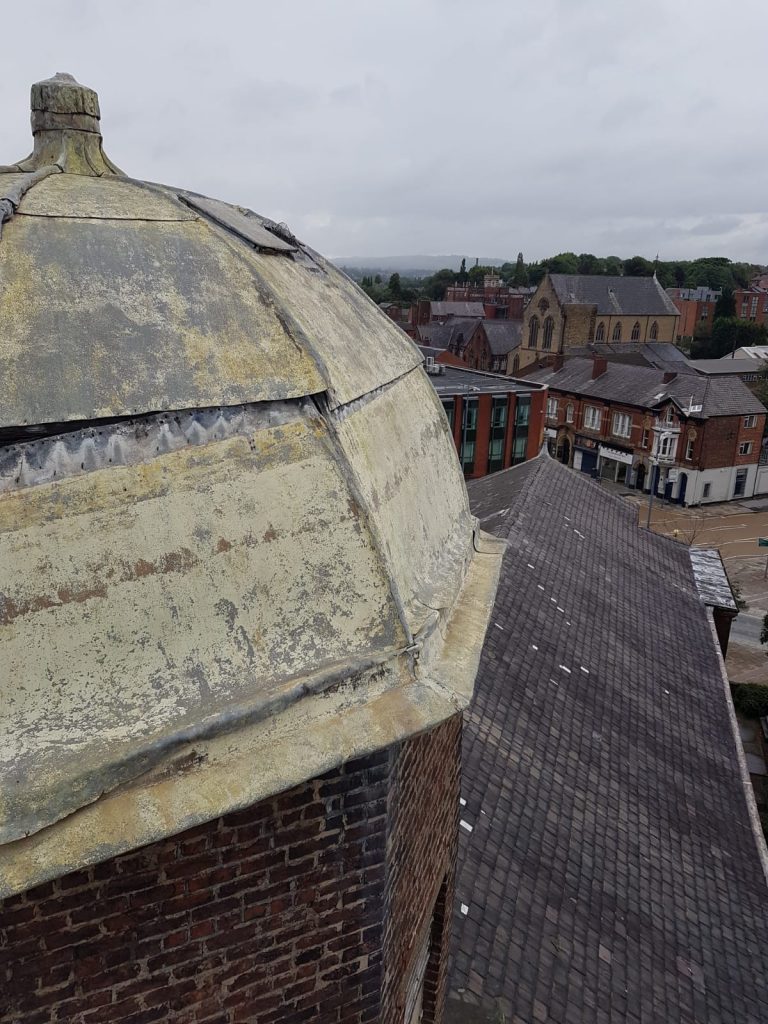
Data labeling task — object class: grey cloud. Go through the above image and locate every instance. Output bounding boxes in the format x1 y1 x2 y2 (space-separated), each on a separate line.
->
1 0 768 262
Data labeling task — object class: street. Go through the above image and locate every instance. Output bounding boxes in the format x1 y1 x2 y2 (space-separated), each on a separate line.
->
730 612 765 650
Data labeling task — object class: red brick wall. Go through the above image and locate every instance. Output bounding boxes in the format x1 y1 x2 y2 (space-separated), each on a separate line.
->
527 390 546 460
700 415 764 470
0 719 462 1024
381 716 461 1024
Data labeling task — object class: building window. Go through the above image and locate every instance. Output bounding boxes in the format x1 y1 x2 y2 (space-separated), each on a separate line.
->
512 354 520 373
739 441 753 455
512 397 530 465
566 402 574 424
664 406 674 424
460 398 478 475
487 397 507 473
703 482 711 498
612 322 622 341
528 316 539 348
542 316 554 351
547 397 558 419
595 321 605 341
441 399 455 432
584 405 601 431
641 428 649 448
612 412 631 438
650 321 659 340
744 414 758 428
631 321 640 340
700 306 709 320
657 433 677 460
734 468 748 496
744 374 757 382
686 438 694 460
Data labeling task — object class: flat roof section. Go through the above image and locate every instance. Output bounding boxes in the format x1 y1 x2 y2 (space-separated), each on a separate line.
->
429 365 546 397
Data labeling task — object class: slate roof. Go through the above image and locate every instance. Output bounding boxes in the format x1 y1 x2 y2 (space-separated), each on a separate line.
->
484 320 523 356
565 342 695 373
431 301 486 318
448 453 768 1024
527 357 766 418
550 274 680 317
417 319 483 351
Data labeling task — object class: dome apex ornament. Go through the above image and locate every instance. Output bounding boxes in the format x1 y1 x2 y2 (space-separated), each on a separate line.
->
1 72 122 176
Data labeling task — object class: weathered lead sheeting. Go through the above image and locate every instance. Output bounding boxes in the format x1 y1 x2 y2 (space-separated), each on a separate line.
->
333 370 475 636
0 213 326 426
182 194 298 251
16 172 197 220
0 405 405 842
241 247 424 410
0 72 503 897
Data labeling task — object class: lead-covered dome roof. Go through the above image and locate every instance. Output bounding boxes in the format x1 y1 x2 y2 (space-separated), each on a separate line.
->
0 75 502 896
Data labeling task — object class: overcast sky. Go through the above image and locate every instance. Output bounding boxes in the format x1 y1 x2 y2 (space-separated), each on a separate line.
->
1 0 767 263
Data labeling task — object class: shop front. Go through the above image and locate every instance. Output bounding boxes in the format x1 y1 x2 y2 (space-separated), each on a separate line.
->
573 434 599 475
597 444 634 485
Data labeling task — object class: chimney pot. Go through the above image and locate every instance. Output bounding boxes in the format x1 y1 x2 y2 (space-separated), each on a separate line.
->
591 356 608 379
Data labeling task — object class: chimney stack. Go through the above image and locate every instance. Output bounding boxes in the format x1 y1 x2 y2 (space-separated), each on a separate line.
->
591 356 608 379
552 354 564 372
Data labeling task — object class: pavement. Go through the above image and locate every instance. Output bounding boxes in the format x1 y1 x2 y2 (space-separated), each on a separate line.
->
730 611 764 649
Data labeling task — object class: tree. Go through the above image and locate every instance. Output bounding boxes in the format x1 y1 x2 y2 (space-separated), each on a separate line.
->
512 252 527 286
714 287 736 319
543 252 579 275
527 261 545 286
458 258 467 285
673 264 686 287
604 255 623 275
387 273 401 299
468 263 493 285
703 317 768 359
577 253 603 275
752 366 768 411
425 268 457 301
623 255 654 277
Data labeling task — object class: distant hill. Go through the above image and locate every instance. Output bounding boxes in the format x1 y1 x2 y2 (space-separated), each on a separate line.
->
332 254 508 278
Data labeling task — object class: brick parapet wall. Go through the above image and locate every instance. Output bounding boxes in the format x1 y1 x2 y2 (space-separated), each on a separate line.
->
1 718 461 1024
381 716 461 1024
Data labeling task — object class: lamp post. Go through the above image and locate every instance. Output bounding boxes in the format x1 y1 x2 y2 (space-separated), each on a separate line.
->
646 455 659 529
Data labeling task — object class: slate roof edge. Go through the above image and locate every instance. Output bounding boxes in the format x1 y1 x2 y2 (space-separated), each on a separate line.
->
705 606 768 885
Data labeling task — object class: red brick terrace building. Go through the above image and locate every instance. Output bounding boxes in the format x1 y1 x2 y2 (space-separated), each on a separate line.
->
528 356 766 504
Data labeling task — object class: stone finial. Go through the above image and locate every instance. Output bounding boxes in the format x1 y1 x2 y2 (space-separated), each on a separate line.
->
1 73 122 176
31 73 102 136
